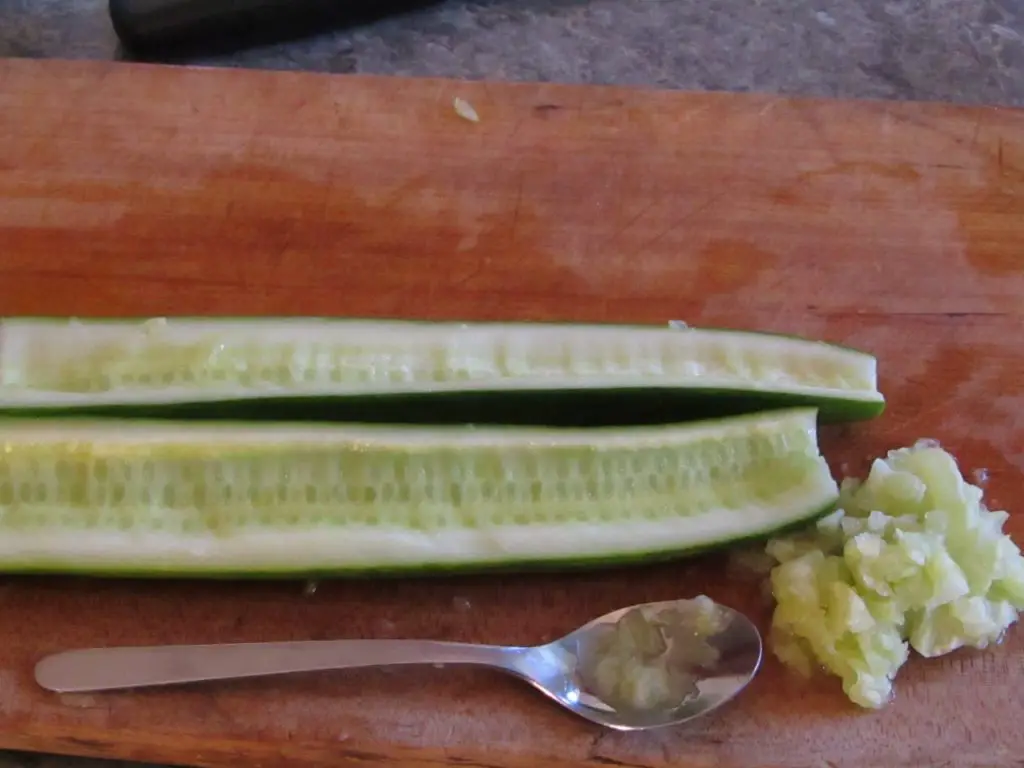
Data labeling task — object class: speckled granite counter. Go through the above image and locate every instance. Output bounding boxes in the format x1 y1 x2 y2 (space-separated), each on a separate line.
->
0 0 1022 766
2 0 1023 104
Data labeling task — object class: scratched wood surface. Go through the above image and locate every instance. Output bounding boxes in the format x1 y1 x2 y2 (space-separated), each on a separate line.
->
0 58 1022 768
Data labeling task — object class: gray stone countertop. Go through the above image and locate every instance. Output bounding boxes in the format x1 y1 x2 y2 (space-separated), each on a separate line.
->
1 0 1023 104
0 0 1022 766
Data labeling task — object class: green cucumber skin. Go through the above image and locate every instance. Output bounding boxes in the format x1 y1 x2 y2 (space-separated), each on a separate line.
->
0 387 883 425
0 500 835 580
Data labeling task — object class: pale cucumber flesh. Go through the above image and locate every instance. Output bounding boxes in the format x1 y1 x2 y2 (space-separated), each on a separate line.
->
764 440 1024 709
0 318 883 421
0 408 838 576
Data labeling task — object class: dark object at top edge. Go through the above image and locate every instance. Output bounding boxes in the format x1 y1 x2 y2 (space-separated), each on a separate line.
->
109 0 443 60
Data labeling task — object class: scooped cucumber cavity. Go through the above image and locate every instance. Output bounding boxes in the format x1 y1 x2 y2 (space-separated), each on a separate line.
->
0 318 884 422
0 408 838 574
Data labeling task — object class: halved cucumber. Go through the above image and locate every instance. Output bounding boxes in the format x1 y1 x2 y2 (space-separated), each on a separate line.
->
0 408 837 576
0 318 884 424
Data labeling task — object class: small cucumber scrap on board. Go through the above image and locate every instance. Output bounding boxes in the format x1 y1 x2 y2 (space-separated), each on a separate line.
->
0 408 838 577
0 317 884 424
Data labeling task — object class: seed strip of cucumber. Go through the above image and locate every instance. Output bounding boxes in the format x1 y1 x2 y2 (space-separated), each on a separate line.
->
0 408 838 576
0 318 882 412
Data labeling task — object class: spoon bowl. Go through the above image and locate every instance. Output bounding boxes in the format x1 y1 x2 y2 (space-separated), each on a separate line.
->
35 595 762 731
516 598 763 730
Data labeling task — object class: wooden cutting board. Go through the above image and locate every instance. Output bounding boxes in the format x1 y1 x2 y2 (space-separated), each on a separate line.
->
0 57 1022 768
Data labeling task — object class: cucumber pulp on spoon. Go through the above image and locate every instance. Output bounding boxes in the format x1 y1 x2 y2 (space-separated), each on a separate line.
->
580 596 730 712
0 408 837 576
763 440 1024 709
0 318 884 423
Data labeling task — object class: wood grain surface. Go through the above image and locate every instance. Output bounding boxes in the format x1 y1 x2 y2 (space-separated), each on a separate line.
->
0 57 1022 768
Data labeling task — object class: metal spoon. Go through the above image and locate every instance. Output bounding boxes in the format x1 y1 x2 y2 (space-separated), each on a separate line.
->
35 596 761 731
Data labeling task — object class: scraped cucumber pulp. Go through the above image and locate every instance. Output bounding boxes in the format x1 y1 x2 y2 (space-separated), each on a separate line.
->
761 440 1024 709
580 596 730 712
0 318 884 423
0 408 837 576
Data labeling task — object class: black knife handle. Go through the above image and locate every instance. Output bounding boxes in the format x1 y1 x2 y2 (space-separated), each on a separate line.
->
109 0 438 52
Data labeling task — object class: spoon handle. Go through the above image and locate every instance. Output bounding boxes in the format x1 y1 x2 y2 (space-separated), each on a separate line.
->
35 639 520 693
